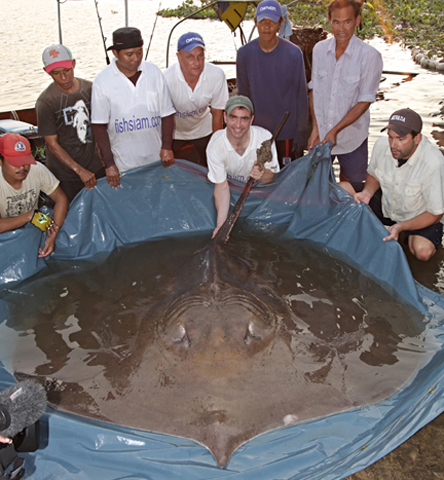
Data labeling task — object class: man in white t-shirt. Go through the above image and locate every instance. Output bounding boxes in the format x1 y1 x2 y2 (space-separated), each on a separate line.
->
0 134 68 257
92 27 176 188
163 32 229 167
207 96 279 237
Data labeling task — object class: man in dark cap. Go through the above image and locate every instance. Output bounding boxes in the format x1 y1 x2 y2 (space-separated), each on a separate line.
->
341 108 444 261
92 27 176 188
36 44 106 202
163 32 228 167
0 134 68 257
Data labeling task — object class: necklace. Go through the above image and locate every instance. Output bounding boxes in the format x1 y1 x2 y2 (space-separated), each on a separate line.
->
235 145 246 156
233 137 250 156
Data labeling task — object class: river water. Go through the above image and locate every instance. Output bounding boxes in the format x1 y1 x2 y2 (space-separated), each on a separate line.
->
1 0 443 155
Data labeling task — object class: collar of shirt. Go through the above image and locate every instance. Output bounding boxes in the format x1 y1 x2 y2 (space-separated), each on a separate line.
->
326 34 358 59
110 57 144 77
224 128 255 156
176 62 207 91
392 136 424 169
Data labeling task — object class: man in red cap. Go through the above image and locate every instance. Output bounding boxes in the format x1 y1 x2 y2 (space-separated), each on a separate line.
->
36 44 105 202
341 108 444 261
0 134 68 257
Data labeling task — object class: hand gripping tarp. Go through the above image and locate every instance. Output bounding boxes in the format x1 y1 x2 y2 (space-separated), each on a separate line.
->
1 144 444 479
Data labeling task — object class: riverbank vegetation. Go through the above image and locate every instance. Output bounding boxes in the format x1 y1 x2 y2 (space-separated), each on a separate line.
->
158 0 443 59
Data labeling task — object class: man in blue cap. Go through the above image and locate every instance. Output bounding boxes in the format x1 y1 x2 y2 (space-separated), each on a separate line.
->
164 32 229 167
236 0 308 167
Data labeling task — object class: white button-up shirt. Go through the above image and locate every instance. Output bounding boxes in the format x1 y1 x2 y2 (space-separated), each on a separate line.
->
309 35 383 155
368 135 444 222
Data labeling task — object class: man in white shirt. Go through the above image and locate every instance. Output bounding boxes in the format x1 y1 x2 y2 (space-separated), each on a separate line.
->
164 32 229 167
308 0 383 184
341 108 444 261
0 134 68 257
92 27 176 188
207 96 279 237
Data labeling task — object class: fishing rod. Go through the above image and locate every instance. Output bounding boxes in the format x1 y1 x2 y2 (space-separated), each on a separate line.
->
56 0 68 44
94 0 110 65
145 0 162 60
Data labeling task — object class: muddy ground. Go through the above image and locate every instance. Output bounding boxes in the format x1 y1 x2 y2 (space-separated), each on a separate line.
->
346 243 444 480
345 413 444 480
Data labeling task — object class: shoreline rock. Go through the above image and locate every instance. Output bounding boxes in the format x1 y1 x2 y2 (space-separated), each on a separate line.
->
411 46 444 73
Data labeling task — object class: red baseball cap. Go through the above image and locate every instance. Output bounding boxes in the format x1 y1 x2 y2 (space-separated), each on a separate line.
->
0 134 37 167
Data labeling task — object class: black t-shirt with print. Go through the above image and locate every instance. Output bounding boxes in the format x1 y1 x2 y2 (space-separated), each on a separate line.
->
36 78 103 181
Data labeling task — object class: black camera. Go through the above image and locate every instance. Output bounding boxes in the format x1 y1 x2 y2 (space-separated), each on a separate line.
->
0 421 40 479
0 380 46 479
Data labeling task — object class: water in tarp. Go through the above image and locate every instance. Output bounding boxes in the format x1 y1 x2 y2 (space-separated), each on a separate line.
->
0 227 430 467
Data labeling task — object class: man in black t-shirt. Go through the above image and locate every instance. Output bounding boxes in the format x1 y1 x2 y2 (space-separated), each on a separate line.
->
36 44 105 202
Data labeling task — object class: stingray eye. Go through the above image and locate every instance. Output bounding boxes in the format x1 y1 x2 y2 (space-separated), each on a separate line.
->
244 321 261 345
171 324 190 348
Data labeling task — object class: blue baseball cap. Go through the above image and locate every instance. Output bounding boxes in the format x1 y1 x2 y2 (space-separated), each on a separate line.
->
177 32 205 52
256 0 283 23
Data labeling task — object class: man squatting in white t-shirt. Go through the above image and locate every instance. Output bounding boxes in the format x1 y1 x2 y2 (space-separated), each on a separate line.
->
207 96 280 237
92 27 176 188
0 134 68 258
163 32 229 167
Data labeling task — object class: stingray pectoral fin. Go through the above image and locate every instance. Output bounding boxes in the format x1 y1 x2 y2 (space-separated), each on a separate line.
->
14 372 110 423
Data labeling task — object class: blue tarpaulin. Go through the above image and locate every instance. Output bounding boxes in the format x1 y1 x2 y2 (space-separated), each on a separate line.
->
1 143 444 479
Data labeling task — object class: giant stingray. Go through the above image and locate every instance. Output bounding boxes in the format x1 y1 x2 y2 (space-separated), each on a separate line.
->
6 147 427 468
